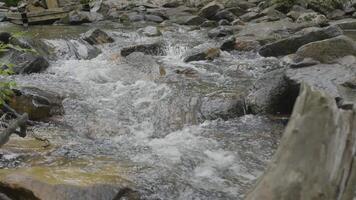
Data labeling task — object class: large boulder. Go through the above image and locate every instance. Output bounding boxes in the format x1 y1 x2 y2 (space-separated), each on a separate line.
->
82 29 114 45
236 19 312 44
0 174 139 200
296 35 356 63
259 26 343 57
245 84 356 200
285 63 356 107
246 68 299 115
0 48 49 74
8 87 64 121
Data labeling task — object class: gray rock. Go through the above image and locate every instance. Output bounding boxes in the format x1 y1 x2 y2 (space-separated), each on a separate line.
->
121 42 164 57
226 6 247 17
213 10 236 22
0 174 140 200
218 19 230 26
9 87 64 121
145 14 164 23
208 26 233 38
221 36 260 52
246 68 299 114
184 15 205 25
327 9 346 20
240 11 260 22
0 47 49 74
296 12 328 26
138 26 161 37
285 64 356 104
259 26 343 57
162 1 180 8
330 18 356 30
184 47 220 62
82 29 114 45
66 10 91 25
198 2 223 19
200 20 218 27
296 35 356 63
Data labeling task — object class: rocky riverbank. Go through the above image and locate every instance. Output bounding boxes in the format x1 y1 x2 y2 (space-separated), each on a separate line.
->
0 0 355 199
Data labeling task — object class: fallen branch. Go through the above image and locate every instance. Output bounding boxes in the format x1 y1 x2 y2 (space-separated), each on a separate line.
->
0 113 28 147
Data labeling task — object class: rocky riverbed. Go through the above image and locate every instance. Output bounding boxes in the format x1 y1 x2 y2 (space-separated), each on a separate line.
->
0 0 355 200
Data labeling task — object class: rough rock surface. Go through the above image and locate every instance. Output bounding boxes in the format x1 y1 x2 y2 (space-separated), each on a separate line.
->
245 84 356 200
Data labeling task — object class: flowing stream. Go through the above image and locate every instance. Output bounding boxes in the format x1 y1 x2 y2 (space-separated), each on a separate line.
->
0 22 285 199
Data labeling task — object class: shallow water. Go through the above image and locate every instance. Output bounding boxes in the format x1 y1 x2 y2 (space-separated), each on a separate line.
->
0 22 284 199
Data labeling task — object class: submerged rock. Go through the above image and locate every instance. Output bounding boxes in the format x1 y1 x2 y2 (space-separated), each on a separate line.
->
0 174 140 200
82 29 114 45
9 87 64 121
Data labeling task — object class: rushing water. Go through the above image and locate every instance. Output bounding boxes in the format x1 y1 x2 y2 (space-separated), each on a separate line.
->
0 22 285 199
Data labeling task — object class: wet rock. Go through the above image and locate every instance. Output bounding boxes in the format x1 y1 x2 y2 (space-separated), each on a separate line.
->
0 174 139 200
247 68 299 114
0 32 11 44
296 12 328 26
240 11 261 22
82 29 114 45
327 9 346 20
286 5 313 20
162 2 180 8
200 20 218 27
285 64 356 105
208 26 233 38
221 36 260 52
65 39 102 60
231 18 245 25
224 0 255 10
218 19 230 26
198 2 223 19
236 19 310 44
0 47 49 74
226 6 247 17
127 13 145 22
184 48 220 62
331 18 356 30
65 10 91 25
296 35 356 63
200 94 246 120
260 6 286 21
342 78 356 89
145 14 164 23
9 87 64 121
121 42 163 57
282 54 320 68
138 26 161 37
213 10 236 22
184 15 205 25
259 25 343 57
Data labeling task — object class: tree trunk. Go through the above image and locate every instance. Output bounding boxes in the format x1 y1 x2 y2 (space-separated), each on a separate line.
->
245 84 356 200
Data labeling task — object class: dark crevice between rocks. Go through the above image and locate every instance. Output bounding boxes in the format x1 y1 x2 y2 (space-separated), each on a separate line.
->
0 184 40 200
270 81 300 116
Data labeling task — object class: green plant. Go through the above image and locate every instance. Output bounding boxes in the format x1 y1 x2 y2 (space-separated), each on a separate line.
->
0 44 15 106
4 0 21 7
